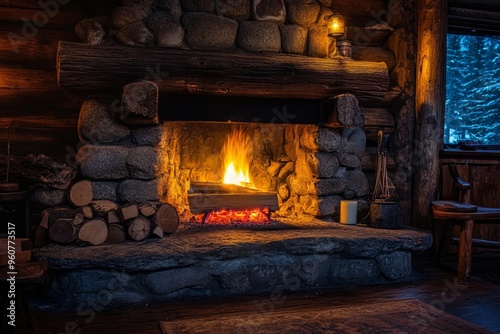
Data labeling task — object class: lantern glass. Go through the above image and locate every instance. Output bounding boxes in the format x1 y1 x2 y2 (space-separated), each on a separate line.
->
328 14 345 37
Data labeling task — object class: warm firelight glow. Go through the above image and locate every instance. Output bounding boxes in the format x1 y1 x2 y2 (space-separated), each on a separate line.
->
221 128 254 187
204 208 270 225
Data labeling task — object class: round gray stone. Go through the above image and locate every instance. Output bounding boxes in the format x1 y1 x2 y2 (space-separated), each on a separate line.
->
376 251 412 280
126 146 160 180
182 13 238 50
131 126 163 146
286 0 320 27
32 188 66 207
76 145 129 180
308 152 339 179
215 0 250 20
317 128 342 152
116 21 155 46
153 0 182 20
91 181 119 201
117 178 163 203
237 21 281 53
180 0 214 12
336 153 361 169
78 99 130 144
345 170 370 197
74 19 105 45
109 5 151 29
307 25 328 57
279 24 307 54
314 178 347 196
143 267 211 294
342 128 366 159
147 12 185 48
252 0 286 23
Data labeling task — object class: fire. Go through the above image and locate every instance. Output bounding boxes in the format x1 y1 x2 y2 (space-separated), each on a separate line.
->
204 208 270 225
222 128 253 187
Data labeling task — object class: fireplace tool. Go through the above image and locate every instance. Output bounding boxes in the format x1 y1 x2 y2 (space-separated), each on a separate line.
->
0 125 19 192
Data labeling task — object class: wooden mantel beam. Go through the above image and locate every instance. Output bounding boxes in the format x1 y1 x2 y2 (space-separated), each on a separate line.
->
56 41 389 105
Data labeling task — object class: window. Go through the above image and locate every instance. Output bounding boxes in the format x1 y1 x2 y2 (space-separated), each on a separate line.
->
445 34 500 145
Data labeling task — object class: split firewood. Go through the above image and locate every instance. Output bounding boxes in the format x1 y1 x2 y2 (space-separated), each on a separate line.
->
150 222 163 238
78 218 108 246
90 200 119 216
139 202 158 217
72 213 86 226
118 203 139 222
78 206 93 219
49 218 79 244
105 224 126 244
151 203 179 234
68 180 93 207
107 211 121 224
126 216 151 241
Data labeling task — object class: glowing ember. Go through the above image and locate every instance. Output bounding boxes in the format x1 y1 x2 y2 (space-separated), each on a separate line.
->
222 128 253 187
204 208 270 225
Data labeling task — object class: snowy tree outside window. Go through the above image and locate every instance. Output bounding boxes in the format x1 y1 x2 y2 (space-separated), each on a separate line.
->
445 34 500 145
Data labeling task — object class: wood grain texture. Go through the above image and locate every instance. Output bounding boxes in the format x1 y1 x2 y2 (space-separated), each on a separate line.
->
56 41 390 105
413 0 447 230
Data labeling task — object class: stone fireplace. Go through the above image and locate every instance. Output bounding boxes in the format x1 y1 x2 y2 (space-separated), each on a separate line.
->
32 0 433 309
75 92 370 224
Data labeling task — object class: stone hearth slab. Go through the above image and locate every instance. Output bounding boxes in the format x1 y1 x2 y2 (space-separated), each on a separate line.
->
35 219 432 309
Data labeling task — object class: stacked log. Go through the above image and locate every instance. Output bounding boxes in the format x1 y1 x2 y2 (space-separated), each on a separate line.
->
36 180 179 247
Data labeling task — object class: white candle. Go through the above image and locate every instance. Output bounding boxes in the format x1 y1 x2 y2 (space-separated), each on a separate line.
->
340 200 358 225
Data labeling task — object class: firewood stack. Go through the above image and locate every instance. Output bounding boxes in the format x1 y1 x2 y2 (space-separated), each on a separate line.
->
36 180 179 247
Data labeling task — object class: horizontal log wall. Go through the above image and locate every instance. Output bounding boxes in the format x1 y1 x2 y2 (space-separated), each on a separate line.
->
0 0 87 158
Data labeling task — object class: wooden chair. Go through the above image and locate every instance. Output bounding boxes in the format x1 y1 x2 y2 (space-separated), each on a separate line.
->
432 164 500 280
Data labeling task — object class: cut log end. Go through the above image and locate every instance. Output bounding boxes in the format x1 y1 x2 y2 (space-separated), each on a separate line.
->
68 180 93 207
126 216 151 241
153 203 180 234
78 219 108 245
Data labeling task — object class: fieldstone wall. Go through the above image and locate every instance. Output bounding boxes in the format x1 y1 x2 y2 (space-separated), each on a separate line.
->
74 90 369 223
75 0 337 58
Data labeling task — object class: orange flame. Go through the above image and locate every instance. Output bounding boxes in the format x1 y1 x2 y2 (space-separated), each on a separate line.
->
221 128 254 187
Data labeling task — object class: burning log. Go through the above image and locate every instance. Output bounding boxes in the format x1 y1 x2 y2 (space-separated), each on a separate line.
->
188 182 278 215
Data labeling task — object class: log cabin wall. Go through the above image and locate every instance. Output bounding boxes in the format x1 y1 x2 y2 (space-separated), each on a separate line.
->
0 0 118 160
2 0 419 223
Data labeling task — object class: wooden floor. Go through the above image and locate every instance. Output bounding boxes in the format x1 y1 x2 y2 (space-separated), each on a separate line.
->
19 253 500 334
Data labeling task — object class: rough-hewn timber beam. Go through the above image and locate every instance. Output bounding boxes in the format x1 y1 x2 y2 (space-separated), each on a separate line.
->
57 41 389 105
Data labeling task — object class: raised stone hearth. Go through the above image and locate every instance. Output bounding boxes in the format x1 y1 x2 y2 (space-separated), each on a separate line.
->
36 220 432 309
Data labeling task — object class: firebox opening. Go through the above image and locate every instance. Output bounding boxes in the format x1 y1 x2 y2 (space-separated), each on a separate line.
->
159 94 325 124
